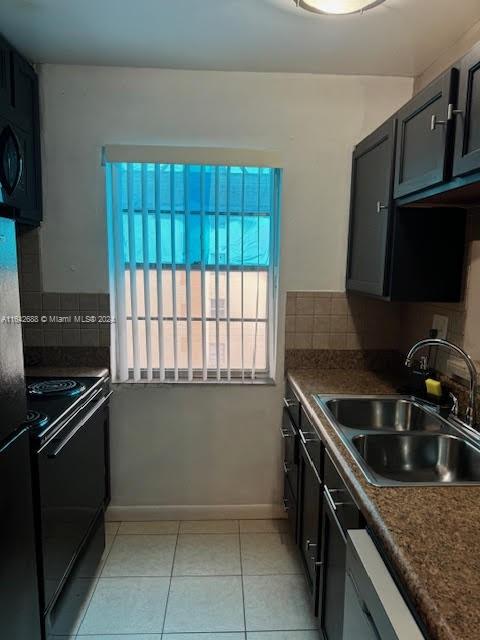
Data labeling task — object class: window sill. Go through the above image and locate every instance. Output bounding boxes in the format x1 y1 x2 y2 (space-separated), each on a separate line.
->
112 377 277 388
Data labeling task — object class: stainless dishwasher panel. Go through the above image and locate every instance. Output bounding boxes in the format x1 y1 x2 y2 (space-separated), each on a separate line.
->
344 530 424 640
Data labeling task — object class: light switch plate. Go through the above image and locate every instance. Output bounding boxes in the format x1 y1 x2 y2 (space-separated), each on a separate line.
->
432 314 448 340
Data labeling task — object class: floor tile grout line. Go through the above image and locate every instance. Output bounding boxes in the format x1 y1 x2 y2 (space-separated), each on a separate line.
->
161 527 180 634
238 529 247 634
92 572 303 578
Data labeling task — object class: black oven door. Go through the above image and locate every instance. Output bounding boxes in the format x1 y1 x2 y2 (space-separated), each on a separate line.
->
37 391 109 610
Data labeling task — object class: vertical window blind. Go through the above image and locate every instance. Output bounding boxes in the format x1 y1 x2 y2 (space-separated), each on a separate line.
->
105 159 281 382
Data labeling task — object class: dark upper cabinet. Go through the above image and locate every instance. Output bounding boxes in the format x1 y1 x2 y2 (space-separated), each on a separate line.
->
394 69 458 199
11 52 38 130
347 118 467 301
0 35 12 114
0 35 42 225
453 42 480 178
346 119 396 297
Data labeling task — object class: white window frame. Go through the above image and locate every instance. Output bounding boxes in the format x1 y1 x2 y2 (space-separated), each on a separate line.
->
104 146 282 384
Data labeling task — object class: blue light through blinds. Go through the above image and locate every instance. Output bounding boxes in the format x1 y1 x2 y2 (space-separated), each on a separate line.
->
119 164 273 267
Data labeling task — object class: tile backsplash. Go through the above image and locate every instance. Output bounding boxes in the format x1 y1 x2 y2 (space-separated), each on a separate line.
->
16 225 110 350
285 291 401 351
20 291 111 347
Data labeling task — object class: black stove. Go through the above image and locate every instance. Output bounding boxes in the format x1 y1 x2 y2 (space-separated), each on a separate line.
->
24 371 111 618
26 375 107 445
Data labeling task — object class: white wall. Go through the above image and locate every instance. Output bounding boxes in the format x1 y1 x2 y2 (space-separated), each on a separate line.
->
39 65 412 512
39 65 412 293
414 19 480 92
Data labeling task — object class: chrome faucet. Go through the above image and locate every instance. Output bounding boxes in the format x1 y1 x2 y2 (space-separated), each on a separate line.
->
405 338 478 429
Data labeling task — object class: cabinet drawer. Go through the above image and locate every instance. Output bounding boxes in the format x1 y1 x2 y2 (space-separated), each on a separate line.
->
324 452 361 533
300 408 322 479
284 380 301 429
281 408 298 499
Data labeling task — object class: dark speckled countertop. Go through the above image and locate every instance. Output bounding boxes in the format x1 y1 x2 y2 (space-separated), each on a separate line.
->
288 367 480 640
25 366 110 379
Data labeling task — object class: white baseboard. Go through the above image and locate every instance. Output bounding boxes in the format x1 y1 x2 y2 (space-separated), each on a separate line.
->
106 503 286 522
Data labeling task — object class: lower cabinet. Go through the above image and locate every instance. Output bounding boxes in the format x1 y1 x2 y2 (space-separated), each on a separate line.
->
318 490 348 640
281 383 363 637
283 475 298 542
298 438 322 598
281 401 300 542
318 453 362 640
298 409 323 602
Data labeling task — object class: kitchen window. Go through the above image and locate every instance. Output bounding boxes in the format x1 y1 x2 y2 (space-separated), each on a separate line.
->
104 148 281 383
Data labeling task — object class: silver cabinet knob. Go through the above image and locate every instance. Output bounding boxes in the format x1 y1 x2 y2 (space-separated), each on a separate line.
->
280 427 293 439
376 201 388 214
431 114 447 130
431 103 463 131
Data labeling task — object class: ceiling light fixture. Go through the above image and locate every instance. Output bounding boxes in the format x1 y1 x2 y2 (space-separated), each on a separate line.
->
294 0 386 15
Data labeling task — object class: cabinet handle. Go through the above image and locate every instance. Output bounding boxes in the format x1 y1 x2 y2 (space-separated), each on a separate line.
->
447 103 463 120
283 397 296 409
283 498 289 512
376 201 388 214
430 114 448 130
280 426 293 439
305 539 317 552
431 104 463 131
283 461 292 474
299 429 317 444
324 485 347 511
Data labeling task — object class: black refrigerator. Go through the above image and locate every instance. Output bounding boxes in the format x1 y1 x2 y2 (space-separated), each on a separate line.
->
0 216 42 640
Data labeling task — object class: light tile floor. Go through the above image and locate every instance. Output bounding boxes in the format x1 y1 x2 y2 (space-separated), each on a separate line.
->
69 519 319 639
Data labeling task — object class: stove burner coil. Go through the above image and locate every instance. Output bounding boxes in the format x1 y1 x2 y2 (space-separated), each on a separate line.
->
28 379 86 398
23 410 50 429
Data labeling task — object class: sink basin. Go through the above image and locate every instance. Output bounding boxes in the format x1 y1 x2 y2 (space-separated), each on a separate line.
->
352 433 480 484
315 394 480 486
323 397 444 432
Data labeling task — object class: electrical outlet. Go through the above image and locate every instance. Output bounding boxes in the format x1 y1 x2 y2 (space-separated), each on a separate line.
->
432 314 448 340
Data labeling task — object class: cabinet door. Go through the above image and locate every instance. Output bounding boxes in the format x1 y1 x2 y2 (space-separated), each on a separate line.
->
0 35 12 115
11 52 37 130
283 473 298 543
394 69 458 198
299 441 322 598
453 43 480 177
281 408 298 499
318 490 347 640
346 119 395 297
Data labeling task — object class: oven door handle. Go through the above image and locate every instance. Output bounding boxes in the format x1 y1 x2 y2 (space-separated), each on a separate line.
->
47 391 112 459
44 387 104 446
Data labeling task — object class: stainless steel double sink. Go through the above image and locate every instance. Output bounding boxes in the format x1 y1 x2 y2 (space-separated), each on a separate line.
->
314 395 480 487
